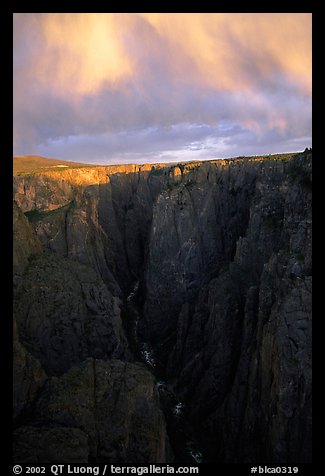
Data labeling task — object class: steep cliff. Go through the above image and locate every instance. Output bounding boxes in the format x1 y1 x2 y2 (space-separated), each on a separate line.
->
142 153 311 463
14 359 170 464
13 165 168 294
13 186 171 463
14 253 129 376
13 151 312 464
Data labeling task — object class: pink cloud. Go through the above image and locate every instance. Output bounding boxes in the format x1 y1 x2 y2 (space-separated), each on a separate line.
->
13 13 312 162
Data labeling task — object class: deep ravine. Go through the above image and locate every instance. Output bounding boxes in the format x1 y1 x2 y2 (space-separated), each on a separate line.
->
13 151 312 464
125 279 205 464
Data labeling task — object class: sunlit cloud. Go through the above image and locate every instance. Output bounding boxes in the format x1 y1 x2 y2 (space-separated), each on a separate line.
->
140 13 311 94
13 13 312 163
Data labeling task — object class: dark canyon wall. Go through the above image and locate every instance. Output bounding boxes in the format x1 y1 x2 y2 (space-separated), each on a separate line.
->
13 152 312 464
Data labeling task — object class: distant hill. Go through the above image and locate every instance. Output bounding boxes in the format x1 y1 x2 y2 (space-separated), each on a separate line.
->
13 155 94 175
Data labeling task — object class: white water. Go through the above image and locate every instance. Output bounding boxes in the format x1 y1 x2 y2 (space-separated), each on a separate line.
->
126 280 204 462
189 449 203 463
127 281 140 302
141 342 156 368
173 401 184 417
156 380 167 390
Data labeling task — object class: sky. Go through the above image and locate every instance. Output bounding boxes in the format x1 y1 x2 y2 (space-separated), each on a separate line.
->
13 13 312 165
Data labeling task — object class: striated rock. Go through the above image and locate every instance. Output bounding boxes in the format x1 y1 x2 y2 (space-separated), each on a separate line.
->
141 158 258 353
13 173 75 212
141 152 312 463
26 359 170 463
14 254 130 376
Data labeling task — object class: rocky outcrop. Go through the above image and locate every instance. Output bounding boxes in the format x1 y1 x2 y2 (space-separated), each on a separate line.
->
13 152 312 464
13 173 75 212
16 359 170 463
14 253 129 376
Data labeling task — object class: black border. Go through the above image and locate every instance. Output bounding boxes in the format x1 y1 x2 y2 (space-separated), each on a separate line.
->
6 3 317 472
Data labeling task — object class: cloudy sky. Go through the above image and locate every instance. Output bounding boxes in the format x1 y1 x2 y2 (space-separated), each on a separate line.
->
13 13 312 165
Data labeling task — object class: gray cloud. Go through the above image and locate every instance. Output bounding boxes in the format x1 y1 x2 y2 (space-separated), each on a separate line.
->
13 13 312 163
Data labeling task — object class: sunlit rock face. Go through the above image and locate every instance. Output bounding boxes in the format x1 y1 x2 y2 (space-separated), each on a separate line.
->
13 151 312 463
13 164 167 295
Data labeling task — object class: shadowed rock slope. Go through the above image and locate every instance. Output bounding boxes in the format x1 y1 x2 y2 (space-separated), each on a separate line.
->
13 151 312 464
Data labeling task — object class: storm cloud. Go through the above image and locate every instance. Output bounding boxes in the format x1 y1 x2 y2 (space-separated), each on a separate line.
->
13 13 312 164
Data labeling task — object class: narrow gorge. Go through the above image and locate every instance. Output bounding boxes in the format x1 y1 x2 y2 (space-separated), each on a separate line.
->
13 151 312 464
